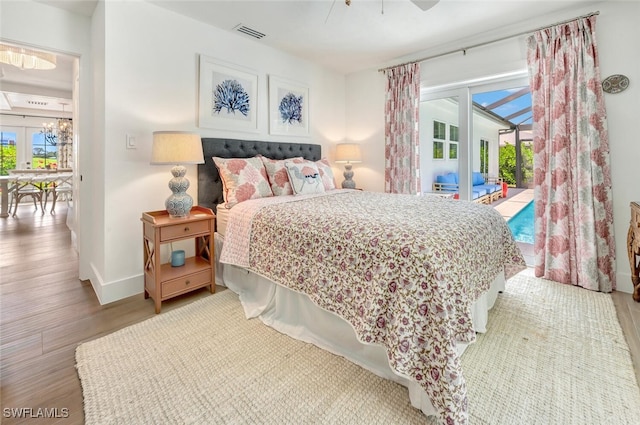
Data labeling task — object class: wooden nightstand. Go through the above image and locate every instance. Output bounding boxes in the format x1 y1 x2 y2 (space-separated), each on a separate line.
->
141 206 215 313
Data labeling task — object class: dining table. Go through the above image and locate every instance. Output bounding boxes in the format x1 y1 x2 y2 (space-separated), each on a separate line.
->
0 169 73 217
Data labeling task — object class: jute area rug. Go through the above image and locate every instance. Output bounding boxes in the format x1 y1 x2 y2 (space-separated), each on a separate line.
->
76 271 640 424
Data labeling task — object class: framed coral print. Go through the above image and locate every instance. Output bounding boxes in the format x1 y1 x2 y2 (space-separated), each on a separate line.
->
199 55 258 132
268 75 309 136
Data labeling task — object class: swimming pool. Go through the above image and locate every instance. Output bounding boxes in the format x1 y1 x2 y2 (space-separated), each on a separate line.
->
508 200 534 244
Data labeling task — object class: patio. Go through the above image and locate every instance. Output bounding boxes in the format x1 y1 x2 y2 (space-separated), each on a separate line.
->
493 187 533 220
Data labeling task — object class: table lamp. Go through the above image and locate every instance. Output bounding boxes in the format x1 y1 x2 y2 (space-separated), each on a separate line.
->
151 131 204 218
334 143 362 189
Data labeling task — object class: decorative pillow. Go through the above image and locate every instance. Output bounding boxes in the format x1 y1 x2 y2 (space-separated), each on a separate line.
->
284 161 325 195
213 156 273 207
259 155 305 196
315 158 337 190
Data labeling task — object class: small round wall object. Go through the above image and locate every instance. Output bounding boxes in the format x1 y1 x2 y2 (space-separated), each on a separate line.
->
602 74 629 94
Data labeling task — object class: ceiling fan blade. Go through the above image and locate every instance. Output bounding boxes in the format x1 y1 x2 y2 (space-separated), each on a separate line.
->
410 0 439 11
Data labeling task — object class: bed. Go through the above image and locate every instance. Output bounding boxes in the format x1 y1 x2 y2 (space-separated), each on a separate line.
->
198 138 526 425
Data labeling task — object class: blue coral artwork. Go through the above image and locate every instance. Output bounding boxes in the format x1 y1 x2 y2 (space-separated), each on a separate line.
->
198 55 258 132
278 92 303 124
213 79 251 117
269 75 309 137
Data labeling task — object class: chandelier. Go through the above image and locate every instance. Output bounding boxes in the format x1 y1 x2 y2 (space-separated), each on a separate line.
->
0 44 56 70
42 118 73 146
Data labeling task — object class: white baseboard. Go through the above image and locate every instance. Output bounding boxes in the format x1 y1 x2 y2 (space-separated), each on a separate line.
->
616 271 634 294
87 262 143 305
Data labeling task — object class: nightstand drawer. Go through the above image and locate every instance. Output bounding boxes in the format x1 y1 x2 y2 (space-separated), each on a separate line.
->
162 269 212 298
160 220 210 242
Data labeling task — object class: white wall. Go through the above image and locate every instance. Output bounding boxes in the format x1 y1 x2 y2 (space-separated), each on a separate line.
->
345 1 640 294
93 1 346 302
472 118 500 179
597 1 640 295
344 70 386 191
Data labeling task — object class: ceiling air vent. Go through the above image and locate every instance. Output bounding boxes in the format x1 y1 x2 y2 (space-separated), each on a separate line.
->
233 24 266 40
28 100 48 106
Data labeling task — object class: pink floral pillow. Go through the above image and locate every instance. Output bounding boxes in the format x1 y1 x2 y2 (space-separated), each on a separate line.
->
213 156 273 207
284 161 325 195
315 158 337 190
259 156 305 196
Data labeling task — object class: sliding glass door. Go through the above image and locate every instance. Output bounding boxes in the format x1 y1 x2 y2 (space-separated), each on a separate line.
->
420 73 530 202
472 84 533 189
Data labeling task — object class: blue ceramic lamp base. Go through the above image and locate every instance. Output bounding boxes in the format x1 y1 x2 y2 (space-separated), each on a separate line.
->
166 165 193 218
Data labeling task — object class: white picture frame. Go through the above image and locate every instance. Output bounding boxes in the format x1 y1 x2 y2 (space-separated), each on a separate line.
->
268 75 309 136
198 55 258 132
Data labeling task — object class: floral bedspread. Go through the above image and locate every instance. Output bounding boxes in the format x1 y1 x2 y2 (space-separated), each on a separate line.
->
220 190 526 425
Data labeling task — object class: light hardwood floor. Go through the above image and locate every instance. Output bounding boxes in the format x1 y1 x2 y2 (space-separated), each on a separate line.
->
1 205 639 424
0 205 220 424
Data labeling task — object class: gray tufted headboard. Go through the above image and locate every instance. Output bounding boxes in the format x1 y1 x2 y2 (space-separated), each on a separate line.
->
197 138 322 213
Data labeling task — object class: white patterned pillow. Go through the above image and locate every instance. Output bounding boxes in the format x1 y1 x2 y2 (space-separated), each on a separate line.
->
315 158 337 190
284 161 325 195
213 156 273 207
259 155 305 196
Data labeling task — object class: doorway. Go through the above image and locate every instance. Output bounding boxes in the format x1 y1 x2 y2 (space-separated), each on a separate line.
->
0 43 80 248
472 87 533 189
421 73 531 199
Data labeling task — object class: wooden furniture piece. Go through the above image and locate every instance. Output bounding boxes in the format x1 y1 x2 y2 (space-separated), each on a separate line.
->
628 202 640 302
141 206 215 313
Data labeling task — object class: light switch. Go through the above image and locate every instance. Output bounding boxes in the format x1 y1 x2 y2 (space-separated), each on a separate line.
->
126 134 136 149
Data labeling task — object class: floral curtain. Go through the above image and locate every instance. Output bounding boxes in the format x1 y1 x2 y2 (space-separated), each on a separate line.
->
384 63 420 194
527 15 616 292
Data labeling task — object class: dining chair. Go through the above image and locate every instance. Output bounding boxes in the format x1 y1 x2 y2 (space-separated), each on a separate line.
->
10 175 45 217
47 173 73 213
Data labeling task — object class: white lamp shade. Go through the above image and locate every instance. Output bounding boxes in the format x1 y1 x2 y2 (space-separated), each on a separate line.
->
151 131 204 164
334 143 362 164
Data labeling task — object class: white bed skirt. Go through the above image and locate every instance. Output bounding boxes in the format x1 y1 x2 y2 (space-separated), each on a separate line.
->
214 234 505 417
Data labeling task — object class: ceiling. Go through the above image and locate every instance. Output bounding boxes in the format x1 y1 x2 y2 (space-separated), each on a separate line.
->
1 0 597 116
0 48 75 117
147 0 597 74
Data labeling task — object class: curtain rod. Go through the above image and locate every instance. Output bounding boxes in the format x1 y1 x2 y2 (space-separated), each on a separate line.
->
379 11 599 72
0 112 71 120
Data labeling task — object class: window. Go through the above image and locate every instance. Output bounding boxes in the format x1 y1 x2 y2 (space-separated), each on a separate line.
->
432 120 446 159
433 141 444 159
449 142 458 160
480 139 489 175
449 125 459 142
0 131 17 176
449 124 459 159
31 131 58 169
433 121 446 139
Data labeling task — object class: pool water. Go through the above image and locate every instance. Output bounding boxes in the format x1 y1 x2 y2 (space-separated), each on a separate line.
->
508 200 534 244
